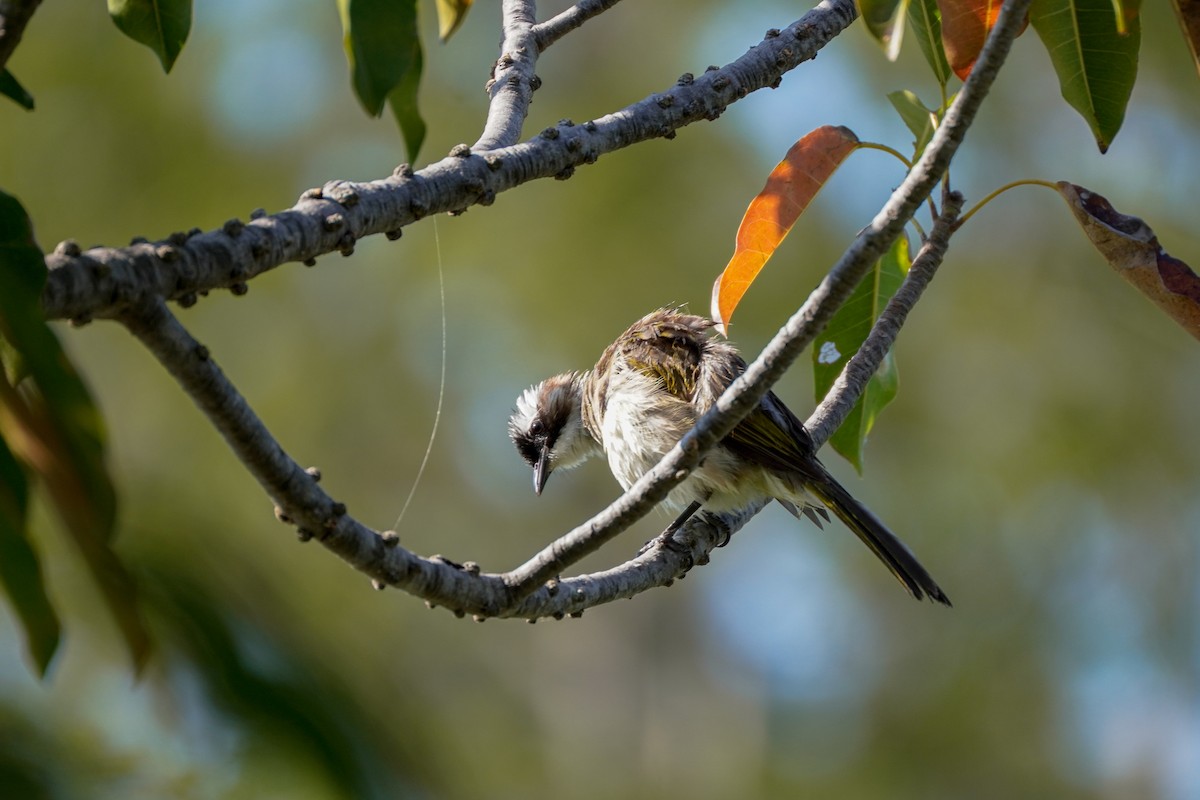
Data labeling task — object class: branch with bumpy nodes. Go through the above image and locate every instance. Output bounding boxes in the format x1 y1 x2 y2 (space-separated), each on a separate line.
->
806 193 963 446
500 0 1033 605
478 0 629 149
81 0 859 623
532 0 627 52
503 197 967 618
40 0 859 324
473 0 541 151
99 0 1027 622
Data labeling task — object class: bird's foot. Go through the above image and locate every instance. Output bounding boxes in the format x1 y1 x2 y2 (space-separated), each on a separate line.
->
637 501 702 557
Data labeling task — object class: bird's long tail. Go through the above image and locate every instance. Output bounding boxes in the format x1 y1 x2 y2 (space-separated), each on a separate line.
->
805 466 952 606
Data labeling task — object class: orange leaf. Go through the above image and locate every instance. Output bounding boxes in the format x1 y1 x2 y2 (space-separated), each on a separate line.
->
937 0 1025 80
1057 182 1200 341
711 125 859 335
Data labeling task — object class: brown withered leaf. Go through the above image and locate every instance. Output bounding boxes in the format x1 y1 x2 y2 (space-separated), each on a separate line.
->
1172 0 1200 76
1057 182 1200 340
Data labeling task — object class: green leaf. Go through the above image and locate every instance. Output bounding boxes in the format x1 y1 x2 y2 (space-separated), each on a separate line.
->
860 0 912 60
0 330 28 386
0 428 60 676
887 89 937 161
436 0 474 41
907 0 953 86
812 235 910 472
338 0 421 114
337 0 427 159
0 197 113 545
108 0 192 73
0 69 34 111
388 38 426 163
1029 0 1141 153
0 190 151 674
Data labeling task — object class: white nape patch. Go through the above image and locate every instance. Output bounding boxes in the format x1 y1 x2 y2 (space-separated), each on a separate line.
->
511 385 540 431
817 340 841 365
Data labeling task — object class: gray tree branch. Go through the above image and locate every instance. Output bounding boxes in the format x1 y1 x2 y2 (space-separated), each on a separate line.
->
532 0 625 52
710 0 1032 445
472 0 540 151
502 0 1034 602
40 0 858 323
117 297 517 617
805 192 963 445
78 0 1026 621
87 0 859 622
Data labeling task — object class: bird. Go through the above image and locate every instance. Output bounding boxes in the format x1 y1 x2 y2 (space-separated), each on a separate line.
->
508 308 951 605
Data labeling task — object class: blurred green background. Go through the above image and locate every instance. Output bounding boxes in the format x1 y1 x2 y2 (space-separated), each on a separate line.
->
1 1 1198 797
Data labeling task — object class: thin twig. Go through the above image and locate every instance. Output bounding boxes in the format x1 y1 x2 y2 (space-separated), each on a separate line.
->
472 0 540 151
502 0 1032 596
503 502 767 618
514 0 1034 602
955 178 1059 230
532 0 625 52
805 192 963 445
705 0 1033 451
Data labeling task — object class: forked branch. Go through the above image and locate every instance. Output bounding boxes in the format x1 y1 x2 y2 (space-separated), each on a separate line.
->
108 0 1027 620
41 0 858 323
502 0 1034 603
473 0 540 151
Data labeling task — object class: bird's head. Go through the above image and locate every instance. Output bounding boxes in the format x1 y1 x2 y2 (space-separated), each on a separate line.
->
508 372 598 495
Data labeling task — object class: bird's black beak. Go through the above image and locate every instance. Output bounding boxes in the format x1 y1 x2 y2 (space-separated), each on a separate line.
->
533 442 552 495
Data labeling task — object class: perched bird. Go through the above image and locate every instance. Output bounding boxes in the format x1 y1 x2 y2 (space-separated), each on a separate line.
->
509 308 950 605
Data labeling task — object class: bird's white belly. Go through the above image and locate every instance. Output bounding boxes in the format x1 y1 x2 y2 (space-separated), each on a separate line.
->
600 379 677 492
599 370 751 512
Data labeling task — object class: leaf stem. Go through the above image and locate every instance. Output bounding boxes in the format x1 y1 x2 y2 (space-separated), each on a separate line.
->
857 141 929 239
858 140 912 169
956 178 1060 229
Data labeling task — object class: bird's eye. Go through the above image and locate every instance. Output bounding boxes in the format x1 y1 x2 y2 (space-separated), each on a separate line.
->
528 419 544 436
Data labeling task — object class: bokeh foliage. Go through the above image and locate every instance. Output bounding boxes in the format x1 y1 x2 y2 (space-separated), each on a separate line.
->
0 0 1196 797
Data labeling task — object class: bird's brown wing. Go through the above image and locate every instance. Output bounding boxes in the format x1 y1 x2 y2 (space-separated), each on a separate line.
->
616 309 711 401
583 309 709 437
690 328 821 477
599 307 819 476
713 355 950 605
722 395 822 478
689 315 950 604
599 310 950 602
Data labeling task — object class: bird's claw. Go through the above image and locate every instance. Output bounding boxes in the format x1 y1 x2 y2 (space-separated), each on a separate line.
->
638 527 692 557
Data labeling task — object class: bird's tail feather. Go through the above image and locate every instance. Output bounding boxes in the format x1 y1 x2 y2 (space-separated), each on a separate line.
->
805 467 951 606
